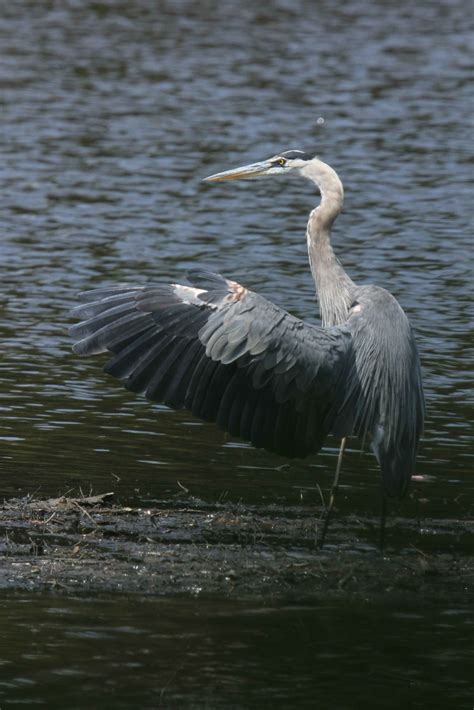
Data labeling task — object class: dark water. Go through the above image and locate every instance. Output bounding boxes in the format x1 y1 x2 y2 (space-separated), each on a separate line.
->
0 0 472 706
1 594 473 709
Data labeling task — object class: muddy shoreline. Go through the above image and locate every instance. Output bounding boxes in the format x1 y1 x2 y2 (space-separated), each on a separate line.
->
0 493 472 603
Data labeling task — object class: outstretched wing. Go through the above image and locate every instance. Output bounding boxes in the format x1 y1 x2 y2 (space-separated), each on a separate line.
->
70 270 355 458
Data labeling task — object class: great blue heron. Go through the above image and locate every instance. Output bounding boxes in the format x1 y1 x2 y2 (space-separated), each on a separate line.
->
70 150 424 547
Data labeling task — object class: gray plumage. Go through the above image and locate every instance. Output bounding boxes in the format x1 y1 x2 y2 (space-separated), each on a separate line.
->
70 150 424 498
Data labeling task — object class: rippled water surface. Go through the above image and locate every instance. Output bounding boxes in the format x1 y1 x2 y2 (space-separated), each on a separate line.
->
1 593 473 708
0 0 472 706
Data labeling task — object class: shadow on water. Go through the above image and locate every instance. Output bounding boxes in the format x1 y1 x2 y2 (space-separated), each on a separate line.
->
0 0 472 706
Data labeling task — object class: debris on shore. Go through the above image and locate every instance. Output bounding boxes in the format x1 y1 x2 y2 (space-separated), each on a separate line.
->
0 492 472 602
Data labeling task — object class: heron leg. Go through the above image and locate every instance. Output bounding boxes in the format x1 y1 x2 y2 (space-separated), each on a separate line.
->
380 494 387 553
317 437 347 549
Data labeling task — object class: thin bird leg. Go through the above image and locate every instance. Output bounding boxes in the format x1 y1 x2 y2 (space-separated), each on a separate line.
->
318 437 347 549
380 494 388 553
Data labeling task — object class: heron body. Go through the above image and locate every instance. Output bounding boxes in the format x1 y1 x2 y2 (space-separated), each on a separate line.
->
71 150 424 500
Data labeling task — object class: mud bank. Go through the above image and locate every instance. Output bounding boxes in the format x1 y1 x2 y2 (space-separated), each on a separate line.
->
0 493 472 603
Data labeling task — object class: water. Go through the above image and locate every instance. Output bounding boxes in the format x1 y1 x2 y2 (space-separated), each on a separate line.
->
0 0 472 706
1 594 472 708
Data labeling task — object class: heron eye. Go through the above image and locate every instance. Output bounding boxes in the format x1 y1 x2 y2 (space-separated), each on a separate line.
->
277 159 286 166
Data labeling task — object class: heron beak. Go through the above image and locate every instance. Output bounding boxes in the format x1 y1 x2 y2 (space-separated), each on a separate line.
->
203 160 272 182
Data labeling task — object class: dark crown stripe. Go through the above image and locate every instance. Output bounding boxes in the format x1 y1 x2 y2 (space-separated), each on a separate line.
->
280 150 314 161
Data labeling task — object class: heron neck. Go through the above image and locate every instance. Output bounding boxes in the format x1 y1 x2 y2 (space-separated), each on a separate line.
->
302 159 355 326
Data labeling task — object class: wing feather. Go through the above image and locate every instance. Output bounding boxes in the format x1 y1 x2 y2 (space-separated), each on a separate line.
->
344 285 425 496
70 271 355 459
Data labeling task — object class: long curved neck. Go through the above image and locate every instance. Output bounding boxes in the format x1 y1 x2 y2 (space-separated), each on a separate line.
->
301 158 356 327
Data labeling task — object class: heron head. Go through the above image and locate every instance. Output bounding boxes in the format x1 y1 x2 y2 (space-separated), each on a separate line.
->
203 150 315 182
